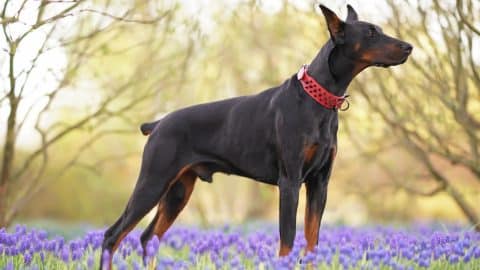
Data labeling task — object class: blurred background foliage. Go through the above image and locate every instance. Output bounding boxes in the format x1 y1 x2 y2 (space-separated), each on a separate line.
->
0 0 479 230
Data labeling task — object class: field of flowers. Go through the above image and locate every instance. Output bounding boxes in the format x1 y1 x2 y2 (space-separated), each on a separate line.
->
0 223 479 269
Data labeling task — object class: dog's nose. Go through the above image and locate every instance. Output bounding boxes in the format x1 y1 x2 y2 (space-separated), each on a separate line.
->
401 43 413 54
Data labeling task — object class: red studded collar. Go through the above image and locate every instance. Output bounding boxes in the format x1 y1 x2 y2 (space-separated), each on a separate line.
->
297 65 349 111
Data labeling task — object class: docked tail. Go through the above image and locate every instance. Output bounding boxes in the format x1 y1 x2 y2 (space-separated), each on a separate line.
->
140 121 158 136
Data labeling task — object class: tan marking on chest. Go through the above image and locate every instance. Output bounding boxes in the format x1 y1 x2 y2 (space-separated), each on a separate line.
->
331 145 337 160
304 144 319 163
354 42 361 51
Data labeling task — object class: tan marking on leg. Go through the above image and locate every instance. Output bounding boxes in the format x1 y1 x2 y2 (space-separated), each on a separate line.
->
112 222 139 252
152 170 197 239
304 207 320 253
107 221 140 269
279 242 292 256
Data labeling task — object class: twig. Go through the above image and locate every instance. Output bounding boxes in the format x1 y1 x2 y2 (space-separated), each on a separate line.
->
79 8 171 25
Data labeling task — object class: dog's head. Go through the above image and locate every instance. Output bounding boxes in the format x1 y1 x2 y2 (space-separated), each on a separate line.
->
319 4 412 68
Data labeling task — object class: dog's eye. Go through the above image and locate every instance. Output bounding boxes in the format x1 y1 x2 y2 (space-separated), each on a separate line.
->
367 26 376 38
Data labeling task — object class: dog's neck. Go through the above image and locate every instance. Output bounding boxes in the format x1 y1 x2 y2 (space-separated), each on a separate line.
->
308 40 363 97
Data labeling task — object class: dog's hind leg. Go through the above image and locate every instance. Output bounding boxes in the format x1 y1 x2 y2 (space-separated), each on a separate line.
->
140 211 159 259
99 178 167 269
140 169 197 261
100 138 182 270
153 170 197 238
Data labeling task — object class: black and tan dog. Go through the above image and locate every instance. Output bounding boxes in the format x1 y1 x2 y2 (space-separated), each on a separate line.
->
100 4 412 268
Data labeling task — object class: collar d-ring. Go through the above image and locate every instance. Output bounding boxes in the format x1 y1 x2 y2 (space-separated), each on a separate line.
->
339 95 350 111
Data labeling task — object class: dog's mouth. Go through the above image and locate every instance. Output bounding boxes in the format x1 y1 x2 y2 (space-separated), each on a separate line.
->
373 54 410 68
373 63 392 68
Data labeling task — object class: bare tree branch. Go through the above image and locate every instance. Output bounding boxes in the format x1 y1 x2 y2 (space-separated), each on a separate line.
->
0 0 191 226
79 8 172 24
6 128 138 222
456 0 480 35
17 1 84 43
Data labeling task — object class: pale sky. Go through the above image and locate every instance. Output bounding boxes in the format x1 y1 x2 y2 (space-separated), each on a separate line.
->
0 0 392 148
1 0 476 149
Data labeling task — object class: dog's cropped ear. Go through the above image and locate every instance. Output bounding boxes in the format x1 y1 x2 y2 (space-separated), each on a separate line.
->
319 4 345 44
346 4 358 22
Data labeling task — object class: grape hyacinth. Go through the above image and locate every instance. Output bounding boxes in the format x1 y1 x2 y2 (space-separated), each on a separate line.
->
0 223 479 269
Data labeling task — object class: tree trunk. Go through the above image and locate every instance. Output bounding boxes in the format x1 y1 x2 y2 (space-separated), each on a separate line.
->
0 43 18 228
445 185 480 232
0 184 8 228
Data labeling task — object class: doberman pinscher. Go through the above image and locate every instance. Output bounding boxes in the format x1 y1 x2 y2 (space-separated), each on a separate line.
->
100 4 412 268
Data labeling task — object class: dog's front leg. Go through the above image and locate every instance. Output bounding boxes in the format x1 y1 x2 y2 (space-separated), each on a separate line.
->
278 176 302 256
304 146 335 253
304 174 328 253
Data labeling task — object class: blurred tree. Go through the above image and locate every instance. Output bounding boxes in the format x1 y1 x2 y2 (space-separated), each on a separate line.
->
349 0 480 231
3 0 477 228
0 0 195 227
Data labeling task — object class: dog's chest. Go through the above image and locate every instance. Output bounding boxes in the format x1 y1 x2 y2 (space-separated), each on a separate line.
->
301 117 337 170
303 142 333 164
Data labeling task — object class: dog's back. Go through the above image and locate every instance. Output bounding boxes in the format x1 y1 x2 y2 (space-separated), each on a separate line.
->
140 84 286 182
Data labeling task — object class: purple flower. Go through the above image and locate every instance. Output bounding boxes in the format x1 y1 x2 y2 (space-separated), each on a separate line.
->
339 254 351 268
0 223 478 269
150 236 160 250
11 246 19 256
449 254 459 264
5 260 14 270
60 247 70 262
402 249 414 260
230 256 240 268
15 224 26 234
87 254 95 268
38 230 48 240
39 251 45 262
453 242 465 256
117 261 127 270
72 248 84 261
132 261 141 270
474 246 480 259
24 252 33 265
418 258 430 268
146 245 155 259
102 250 111 270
